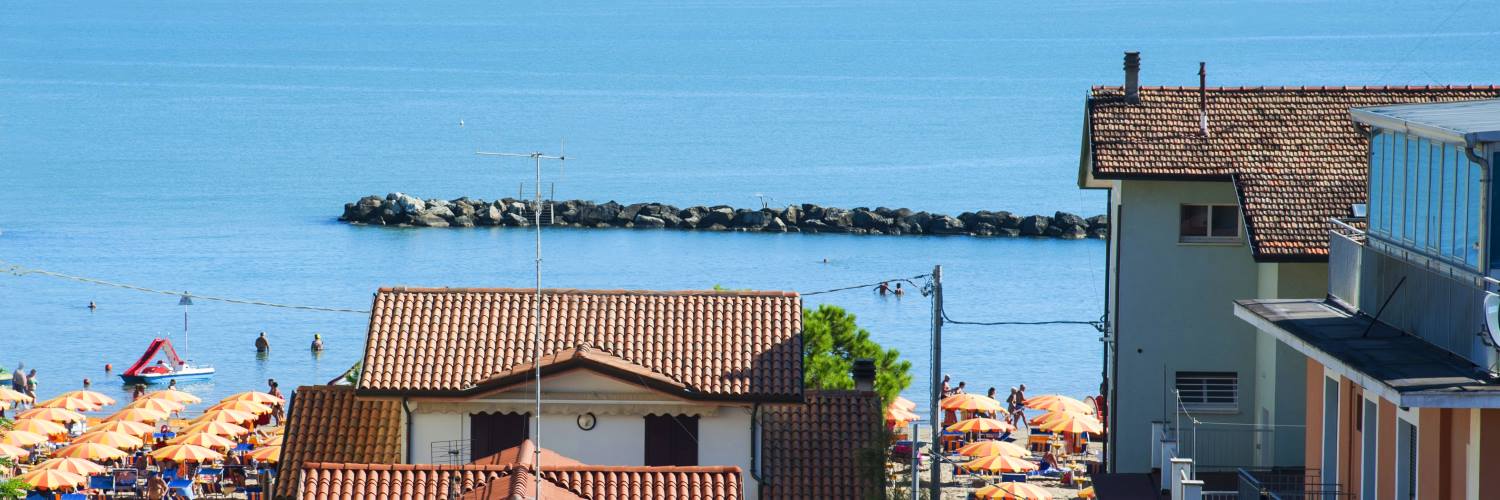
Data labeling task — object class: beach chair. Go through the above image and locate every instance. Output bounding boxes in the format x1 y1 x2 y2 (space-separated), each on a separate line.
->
89 474 114 493
58 495 87 500
168 478 196 499
999 473 1026 483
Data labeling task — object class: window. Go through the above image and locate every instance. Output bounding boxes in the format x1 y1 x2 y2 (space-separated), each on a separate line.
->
1179 204 1240 243
1361 399 1377 500
470 412 529 462
1322 377 1338 490
1175 371 1237 412
644 414 699 466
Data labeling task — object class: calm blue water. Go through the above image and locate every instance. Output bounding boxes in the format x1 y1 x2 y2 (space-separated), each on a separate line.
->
1 0 1494 412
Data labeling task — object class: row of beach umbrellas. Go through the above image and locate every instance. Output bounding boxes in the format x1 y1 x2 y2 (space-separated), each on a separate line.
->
885 393 1103 435
0 387 285 492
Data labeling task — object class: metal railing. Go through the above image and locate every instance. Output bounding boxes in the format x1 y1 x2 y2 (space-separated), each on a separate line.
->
430 439 471 466
1328 224 1363 307
1237 467 1350 499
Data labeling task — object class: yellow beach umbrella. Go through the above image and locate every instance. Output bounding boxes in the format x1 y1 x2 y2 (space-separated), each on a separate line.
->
11 418 68 435
975 482 1053 500
169 432 237 450
0 430 47 447
35 457 108 476
35 396 101 412
17 407 86 423
74 430 145 450
940 393 1005 413
92 420 156 437
107 407 169 423
1024 394 1094 415
151 444 222 463
53 442 128 461
262 434 284 447
0 387 32 404
1078 486 1096 499
891 396 917 411
56 390 116 407
246 445 281 463
126 397 185 414
222 391 283 406
20 468 86 491
956 440 1030 458
192 409 256 425
964 454 1039 474
208 399 272 415
0 443 29 460
180 421 249 437
146 389 202 404
263 426 284 435
946 417 1016 434
1040 411 1103 435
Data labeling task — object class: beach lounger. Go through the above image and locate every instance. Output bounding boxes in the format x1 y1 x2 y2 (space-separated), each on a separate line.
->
999 473 1026 483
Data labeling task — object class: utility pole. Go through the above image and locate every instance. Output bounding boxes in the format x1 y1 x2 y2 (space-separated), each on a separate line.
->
928 265 943 500
910 420 920 498
475 147 569 500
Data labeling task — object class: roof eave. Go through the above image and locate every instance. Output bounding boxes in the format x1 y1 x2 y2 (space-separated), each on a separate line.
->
1351 107 1469 145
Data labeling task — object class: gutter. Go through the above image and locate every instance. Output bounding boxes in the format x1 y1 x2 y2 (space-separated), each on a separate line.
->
403 397 413 464
750 402 764 499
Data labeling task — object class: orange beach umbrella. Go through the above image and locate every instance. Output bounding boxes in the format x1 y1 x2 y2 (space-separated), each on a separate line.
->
946 417 1016 434
146 389 202 405
10 418 68 436
1024 394 1093 415
891 396 917 411
956 440 1030 458
35 457 108 476
53 442 128 461
74 430 145 450
0 443 29 460
222 391 283 406
0 387 32 404
20 468 86 491
192 409 256 425
91 420 156 437
262 434 284 447
940 393 1005 413
151 444 223 463
885 407 921 424
180 421 249 437
964 454 1039 474
0 430 48 447
975 482 1053 500
246 445 282 463
208 400 272 415
56 390 116 407
126 397 185 414
1040 411 1103 435
169 432 237 450
17 407 86 423
35 396 101 412
107 407 169 423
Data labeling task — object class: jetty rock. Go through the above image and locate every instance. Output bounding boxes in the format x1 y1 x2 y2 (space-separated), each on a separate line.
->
340 194 1109 240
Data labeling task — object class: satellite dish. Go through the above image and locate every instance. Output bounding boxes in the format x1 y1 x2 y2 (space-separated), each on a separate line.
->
1485 292 1500 347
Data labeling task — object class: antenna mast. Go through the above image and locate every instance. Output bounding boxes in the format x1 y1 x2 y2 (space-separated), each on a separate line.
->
475 147 569 499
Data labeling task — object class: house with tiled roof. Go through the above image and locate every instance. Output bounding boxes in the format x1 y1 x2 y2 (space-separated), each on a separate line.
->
1077 51 1500 476
276 287 884 499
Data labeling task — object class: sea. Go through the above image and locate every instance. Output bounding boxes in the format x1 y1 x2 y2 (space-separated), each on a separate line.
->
1 0 1494 413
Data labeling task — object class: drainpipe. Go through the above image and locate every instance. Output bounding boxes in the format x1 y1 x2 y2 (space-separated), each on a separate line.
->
1465 142 1491 273
403 398 414 463
750 402 763 498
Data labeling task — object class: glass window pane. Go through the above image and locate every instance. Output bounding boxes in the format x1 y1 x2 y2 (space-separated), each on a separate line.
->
1442 144 1457 260
1428 141 1442 252
1452 145 1467 260
1406 134 1419 243
1392 133 1407 242
1180 205 1208 238
1370 132 1386 236
1468 154 1482 268
1210 205 1240 237
1414 137 1428 248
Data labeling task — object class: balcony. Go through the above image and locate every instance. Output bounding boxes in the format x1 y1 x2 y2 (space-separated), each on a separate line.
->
1232 468 1350 500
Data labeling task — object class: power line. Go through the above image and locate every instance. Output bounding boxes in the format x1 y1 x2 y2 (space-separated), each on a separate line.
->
0 261 370 314
940 308 1105 331
799 274 931 296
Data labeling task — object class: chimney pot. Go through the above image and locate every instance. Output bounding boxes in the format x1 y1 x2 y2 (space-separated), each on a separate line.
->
852 358 876 392
1124 51 1141 104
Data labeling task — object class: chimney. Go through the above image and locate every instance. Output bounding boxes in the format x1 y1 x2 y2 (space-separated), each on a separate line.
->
1123 51 1141 104
852 358 876 392
1198 62 1209 137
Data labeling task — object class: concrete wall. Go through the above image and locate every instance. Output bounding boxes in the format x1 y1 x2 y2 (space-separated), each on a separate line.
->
1251 263 1320 467
1112 180 1262 472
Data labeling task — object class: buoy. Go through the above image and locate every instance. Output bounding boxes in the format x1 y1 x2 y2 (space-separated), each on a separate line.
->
104 364 112 372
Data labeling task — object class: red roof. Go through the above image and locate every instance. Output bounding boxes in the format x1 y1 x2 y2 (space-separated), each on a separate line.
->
356 288 803 401
298 457 745 499
1084 85 1500 261
760 390 884 499
276 385 402 498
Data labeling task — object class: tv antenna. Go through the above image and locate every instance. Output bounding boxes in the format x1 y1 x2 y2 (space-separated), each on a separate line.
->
474 145 569 498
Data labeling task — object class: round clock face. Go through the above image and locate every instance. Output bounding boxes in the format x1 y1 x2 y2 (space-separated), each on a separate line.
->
577 412 596 431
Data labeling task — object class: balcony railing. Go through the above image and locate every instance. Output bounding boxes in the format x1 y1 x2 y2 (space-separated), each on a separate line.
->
1237 467 1350 499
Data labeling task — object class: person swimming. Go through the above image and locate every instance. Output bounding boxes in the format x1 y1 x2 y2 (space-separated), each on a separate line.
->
255 332 270 353
311 334 324 352
893 283 905 296
877 282 890 295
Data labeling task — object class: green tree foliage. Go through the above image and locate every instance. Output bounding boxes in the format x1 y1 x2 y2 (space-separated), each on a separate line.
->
0 419 30 499
802 304 912 405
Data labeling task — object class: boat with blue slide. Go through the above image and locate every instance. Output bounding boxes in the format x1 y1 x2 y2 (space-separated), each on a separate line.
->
119 338 215 384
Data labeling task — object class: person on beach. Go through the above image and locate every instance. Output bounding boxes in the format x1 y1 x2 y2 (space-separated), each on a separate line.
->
25 369 37 398
146 472 166 500
984 387 1000 418
10 365 26 393
132 384 146 401
940 375 952 397
268 379 285 425
954 381 966 395
310 333 324 352
255 332 271 353
1011 384 1029 426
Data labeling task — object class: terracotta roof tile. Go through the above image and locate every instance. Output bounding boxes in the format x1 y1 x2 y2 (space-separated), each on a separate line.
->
356 288 803 401
761 390 884 499
1085 85 1500 261
276 385 403 498
297 462 744 499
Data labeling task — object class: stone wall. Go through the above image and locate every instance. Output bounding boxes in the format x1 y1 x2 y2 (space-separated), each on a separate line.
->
341 193 1108 239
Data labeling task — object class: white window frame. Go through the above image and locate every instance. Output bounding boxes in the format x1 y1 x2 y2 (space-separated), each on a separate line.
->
1174 371 1238 413
1178 204 1243 244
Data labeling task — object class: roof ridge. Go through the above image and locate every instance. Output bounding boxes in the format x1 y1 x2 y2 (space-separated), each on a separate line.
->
1093 84 1500 92
543 464 744 473
376 286 799 298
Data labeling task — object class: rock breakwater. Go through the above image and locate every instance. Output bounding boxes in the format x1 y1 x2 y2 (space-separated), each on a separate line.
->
341 193 1108 239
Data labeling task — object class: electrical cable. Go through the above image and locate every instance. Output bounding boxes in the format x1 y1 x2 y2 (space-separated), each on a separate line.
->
1 261 370 314
798 274 930 296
